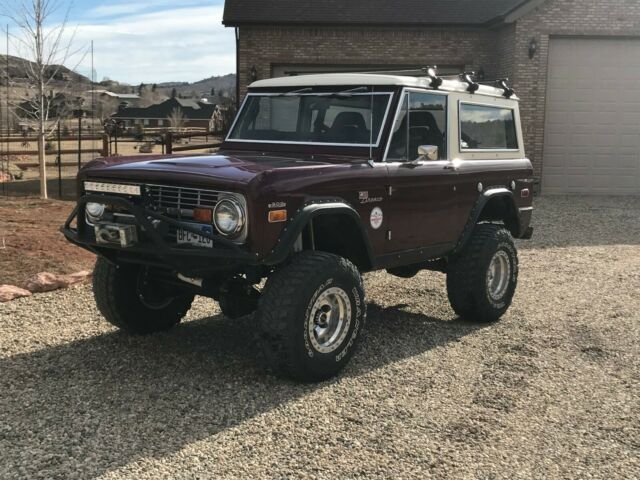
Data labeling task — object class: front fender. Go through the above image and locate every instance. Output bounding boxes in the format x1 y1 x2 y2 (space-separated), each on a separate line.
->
262 201 374 267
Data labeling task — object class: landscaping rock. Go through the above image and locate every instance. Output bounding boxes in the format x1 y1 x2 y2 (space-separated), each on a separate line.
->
24 270 92 293
8 163 24 180
25 272 67 293
0 285 32 302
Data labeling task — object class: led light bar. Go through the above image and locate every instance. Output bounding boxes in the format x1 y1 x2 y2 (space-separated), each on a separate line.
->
84 181 141 196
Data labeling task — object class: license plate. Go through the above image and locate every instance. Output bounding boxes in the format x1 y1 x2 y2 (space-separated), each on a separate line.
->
176 223 214 248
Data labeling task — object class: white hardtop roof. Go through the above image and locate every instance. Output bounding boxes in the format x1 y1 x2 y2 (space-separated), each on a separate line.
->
250 73 518 100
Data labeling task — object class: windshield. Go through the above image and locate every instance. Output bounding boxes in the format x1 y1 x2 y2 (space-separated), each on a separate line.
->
228 92 392 146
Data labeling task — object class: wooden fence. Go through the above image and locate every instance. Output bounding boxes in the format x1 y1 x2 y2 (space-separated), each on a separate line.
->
165 131 222 154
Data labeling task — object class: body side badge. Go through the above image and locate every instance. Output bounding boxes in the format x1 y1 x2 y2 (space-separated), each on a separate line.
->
370 207 383 230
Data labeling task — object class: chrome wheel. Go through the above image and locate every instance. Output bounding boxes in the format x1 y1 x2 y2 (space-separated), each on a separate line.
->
486 250 511 301
308 287 352 354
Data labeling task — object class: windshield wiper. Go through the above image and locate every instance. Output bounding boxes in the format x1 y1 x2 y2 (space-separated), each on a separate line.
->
327 86 369 98
277 87 313 97
275 86 370 98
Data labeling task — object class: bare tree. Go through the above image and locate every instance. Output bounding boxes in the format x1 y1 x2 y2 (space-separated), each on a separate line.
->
1 0 83 199
167 107 185 132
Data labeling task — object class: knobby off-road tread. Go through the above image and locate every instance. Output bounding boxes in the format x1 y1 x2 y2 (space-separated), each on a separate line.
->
257 251 365 381
93 258 193 334
446 224 518 323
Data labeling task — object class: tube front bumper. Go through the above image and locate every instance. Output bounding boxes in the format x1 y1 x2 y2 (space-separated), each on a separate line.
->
61 194 257 274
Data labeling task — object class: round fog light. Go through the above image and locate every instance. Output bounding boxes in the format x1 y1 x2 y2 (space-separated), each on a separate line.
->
86 202 106 223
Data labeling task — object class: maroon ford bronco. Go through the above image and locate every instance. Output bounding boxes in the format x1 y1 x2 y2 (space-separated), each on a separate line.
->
62 70 534 381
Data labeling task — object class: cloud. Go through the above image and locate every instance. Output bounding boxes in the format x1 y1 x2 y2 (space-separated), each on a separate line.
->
84 0 212 20
4 2 235 84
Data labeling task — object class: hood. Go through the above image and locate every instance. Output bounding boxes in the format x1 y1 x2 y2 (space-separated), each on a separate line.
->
80 151 342 189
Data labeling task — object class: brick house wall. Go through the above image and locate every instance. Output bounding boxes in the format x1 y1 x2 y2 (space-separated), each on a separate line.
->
234 0 640 181
505 0 640 179
238 26 498 96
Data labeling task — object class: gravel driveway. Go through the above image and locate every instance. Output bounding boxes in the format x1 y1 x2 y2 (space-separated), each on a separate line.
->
1 196 638 479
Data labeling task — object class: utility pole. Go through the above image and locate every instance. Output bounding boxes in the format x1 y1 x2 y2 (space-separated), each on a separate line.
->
91 40 95 149
3 25 9 197
57 120 62 198
77 97 83 170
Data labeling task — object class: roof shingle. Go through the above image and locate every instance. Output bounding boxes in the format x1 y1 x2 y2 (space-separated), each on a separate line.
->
223 0 530 26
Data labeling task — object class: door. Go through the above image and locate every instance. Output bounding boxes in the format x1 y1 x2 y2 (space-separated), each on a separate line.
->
543 37 640 194
385 91 459 254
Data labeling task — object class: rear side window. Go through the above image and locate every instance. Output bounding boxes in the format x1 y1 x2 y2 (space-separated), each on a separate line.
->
459 103 518 150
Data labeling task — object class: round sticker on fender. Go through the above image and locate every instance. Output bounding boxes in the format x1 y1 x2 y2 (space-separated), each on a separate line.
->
370 207 383 230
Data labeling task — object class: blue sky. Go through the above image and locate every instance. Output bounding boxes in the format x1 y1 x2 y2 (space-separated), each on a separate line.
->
1 0 235 84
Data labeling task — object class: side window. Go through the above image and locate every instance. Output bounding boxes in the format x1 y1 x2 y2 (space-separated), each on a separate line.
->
387 92 447 161
387 94 408 161
459 104 518 150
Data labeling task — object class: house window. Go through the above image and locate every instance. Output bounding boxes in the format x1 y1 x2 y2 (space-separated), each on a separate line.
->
143 119 149 126
387 91 448 161
459 103 518 150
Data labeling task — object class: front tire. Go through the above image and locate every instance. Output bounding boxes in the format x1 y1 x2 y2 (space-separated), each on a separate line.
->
257 252 366 382
93 258 194 334
446 224 518 323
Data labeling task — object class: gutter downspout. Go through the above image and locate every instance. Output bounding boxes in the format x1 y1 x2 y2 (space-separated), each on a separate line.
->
235 27 240 110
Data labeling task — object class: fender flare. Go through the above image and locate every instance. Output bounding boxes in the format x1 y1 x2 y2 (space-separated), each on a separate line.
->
452 188 521 255
264 201 375 268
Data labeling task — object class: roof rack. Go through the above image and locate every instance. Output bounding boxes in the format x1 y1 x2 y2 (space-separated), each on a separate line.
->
280 66 517 97
477 78 516 98
497 79 515 98
460 72 480 94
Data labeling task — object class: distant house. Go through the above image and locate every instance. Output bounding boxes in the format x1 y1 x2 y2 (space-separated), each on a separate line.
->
89 89 141 103
15 92 87 119
111 98 221 131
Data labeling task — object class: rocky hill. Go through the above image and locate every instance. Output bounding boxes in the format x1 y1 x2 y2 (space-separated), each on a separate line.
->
0 54 91 85
157 74 236 96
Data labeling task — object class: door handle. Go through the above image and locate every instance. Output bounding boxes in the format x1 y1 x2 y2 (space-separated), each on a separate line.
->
443 163 458 171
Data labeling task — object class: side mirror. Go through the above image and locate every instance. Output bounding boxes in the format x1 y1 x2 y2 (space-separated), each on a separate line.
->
418 145 439 161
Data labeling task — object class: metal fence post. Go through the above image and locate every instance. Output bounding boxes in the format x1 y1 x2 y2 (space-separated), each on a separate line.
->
166 132 173 154
102 133 109 157
57 121 62 198
77 112 82 170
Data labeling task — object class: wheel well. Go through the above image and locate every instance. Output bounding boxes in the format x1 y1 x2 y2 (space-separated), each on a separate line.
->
477 195 519 236
303 213 372 271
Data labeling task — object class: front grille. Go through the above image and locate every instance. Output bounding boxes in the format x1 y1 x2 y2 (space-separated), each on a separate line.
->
83 182 247 245
146 184 222 211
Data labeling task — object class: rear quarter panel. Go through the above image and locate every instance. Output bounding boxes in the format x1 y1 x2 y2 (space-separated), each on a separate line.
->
447 92 533 238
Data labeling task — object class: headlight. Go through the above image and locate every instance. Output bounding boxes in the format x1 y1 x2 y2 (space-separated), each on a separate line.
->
214 198 245 236
85 202 106 224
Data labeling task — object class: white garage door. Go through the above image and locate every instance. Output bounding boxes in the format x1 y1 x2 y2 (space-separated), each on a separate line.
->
543 38 640 194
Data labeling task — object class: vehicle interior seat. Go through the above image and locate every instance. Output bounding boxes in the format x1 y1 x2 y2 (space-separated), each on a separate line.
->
327 112 370 144
408 111 444 159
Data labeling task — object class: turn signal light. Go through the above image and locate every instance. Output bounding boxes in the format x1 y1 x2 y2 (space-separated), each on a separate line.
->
268 209 287 223
193 207 213 223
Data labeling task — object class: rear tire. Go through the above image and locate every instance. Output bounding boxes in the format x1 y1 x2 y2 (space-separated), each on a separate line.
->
446 224 518 323
93 258 194 334
257 252 366 382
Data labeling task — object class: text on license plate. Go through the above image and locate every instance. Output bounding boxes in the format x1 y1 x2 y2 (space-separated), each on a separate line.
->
176 224 214 248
